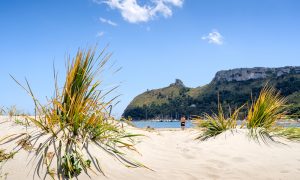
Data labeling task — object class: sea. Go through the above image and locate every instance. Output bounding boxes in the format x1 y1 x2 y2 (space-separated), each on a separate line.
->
133 120 194 128
132 120 300 129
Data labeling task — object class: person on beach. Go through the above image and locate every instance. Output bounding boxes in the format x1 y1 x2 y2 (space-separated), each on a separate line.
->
180 116 186 130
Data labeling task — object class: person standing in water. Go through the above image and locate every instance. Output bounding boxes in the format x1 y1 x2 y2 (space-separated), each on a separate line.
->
180 116 186 130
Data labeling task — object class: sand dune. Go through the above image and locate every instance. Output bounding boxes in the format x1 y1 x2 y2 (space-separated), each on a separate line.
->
1 118 300 180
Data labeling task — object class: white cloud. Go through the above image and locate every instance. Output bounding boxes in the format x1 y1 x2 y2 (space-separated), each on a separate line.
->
100 0 184 23
96 31 105 37
162 0 184 7
92 0 101 4
99 17 118 26
202 29 224 45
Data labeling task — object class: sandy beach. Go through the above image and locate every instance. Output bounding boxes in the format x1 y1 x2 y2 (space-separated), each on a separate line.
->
1 117 300 180
2 0 300 179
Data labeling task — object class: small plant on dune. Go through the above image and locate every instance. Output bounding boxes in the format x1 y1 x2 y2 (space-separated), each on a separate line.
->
120 116 135 127
61 153 91 178
0 172 8 180
0 149 16 180
246 85 287 142
0 149 16 163
17 137 34 152
273 127 300 142
9 47 144 179
7 105 18 118
0 107 5 116
0 149 16 179
14 118 30 126
195 99 244 141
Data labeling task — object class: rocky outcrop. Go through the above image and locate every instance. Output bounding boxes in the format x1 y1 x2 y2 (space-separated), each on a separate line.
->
169 79 185 87
213 66 300 82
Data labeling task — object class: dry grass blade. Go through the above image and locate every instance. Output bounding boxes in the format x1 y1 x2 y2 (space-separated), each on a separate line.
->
0 149 16 163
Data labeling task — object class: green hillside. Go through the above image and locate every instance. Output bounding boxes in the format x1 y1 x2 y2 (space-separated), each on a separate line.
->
123 67 300 120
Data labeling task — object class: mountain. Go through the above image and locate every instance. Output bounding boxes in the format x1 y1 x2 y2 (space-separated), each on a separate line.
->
123 66 300 120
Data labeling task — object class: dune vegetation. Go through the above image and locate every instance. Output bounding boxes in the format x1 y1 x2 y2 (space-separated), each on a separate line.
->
196 84 300 142
195 98 244 140
245 85 287 142
0 149 15 163
0 107 5 116
3 47 144 179
273 127 300 142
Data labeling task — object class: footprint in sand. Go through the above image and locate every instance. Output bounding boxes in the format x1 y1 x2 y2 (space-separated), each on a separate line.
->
184 173 198 180
192 147 202 151
183 153 194 159
204 166 219 172
207 159 228 168
182 148 190 152
231 157 247 163
280 170 289 173
177 147 191 152
207 173 220 179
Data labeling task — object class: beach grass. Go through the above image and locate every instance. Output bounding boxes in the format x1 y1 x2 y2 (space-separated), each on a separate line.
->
246 85 287 129
245 85 287 142
0 107 5 116
273 127 300 141
195 100 244 140
7 105 18 118
195 84 300 143
9 47 144 179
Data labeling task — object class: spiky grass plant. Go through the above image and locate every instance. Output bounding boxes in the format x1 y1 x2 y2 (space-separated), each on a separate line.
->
273 127 300 142
7 105 18 118
9 47 144 179
246 85 287 142
195 101 244 141
0 107 5 116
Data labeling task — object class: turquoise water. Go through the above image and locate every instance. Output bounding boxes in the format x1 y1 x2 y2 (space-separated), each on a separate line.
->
277 122 300 127
132 120 300 128
133 121 193 128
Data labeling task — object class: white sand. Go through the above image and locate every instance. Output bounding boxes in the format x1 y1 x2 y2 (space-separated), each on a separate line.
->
1 117 300 180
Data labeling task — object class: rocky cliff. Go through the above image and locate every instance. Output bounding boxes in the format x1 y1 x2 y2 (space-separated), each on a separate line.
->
213 66 300 82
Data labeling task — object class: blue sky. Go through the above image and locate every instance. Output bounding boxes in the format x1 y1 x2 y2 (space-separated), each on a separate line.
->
0 0 300 117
